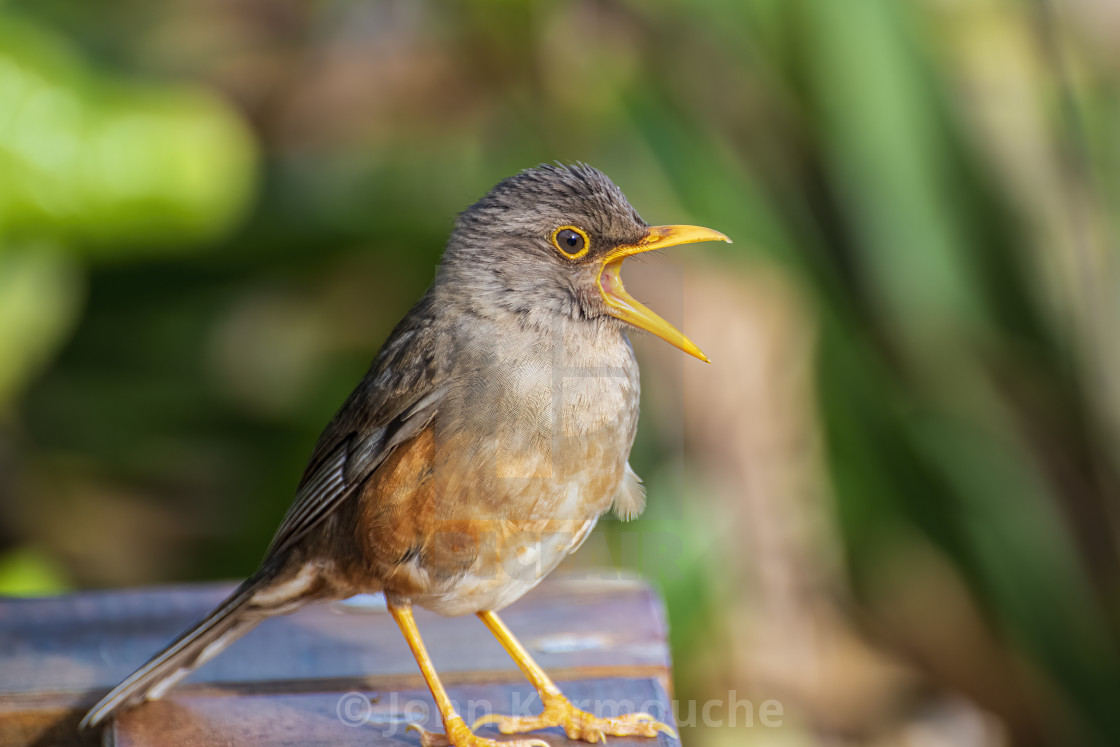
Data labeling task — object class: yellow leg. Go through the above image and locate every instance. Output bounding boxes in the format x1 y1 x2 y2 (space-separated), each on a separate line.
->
473 610 678 744
387 602 548 747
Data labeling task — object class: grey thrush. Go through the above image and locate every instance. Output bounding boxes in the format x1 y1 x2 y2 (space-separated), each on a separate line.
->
81 163 729 746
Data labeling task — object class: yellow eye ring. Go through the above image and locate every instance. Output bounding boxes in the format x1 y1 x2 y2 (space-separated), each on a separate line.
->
550 225 591 260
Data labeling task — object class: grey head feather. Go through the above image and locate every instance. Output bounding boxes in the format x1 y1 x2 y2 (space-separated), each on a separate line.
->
436 164 649 324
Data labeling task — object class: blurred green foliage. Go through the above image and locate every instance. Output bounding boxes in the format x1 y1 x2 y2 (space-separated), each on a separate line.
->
1 1 1118 745
0 9 254 591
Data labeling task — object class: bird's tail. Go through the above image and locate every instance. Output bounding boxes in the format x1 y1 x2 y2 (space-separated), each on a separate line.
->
80 569 286 730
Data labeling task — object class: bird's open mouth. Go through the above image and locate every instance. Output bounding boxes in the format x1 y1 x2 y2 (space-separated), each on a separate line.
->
598 259 630 308
597 224 730 363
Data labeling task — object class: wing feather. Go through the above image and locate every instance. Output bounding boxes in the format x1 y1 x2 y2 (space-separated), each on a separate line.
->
264 299 446 560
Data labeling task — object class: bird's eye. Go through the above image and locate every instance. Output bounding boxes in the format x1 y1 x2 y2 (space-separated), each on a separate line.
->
551 226 590 259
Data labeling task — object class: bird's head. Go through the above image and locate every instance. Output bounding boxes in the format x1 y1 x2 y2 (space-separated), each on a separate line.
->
441 163 729 362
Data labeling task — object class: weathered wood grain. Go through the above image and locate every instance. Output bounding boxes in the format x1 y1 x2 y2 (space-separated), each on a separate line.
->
110 678 679 747
0 573 677 746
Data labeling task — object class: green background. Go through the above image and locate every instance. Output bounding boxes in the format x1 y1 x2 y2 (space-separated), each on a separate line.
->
2 1 1118 745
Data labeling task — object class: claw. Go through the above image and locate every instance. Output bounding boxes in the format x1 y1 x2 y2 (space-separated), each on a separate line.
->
407 722 450 747
472 697 677 744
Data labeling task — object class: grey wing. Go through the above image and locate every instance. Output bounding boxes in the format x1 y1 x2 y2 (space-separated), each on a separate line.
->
263 309 448 560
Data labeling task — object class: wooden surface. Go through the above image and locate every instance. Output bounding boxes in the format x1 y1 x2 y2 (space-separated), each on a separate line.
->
0 573 678 746
110 678 677 747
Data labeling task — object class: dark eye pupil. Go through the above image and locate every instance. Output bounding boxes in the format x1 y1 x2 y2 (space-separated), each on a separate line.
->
558 229 584 253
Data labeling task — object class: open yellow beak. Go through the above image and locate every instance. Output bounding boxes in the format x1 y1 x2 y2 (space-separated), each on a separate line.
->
597 225 731 363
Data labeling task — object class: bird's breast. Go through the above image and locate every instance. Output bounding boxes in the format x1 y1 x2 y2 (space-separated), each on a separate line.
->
373 320 642 615
444 320 640 498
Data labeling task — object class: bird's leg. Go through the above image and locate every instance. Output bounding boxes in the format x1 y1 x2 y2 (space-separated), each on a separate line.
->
472 610 678 744
387 602 549 747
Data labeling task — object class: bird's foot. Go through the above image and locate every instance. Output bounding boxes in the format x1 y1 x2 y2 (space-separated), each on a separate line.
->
410 715 550 747
472 693 677 744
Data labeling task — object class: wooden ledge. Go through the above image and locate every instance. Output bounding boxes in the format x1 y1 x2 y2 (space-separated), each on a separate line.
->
0 573 679 746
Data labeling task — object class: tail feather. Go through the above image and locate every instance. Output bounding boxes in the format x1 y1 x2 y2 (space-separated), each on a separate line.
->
80 574 272 729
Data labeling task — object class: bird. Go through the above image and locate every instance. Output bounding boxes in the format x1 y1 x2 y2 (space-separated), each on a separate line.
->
80 163 729 746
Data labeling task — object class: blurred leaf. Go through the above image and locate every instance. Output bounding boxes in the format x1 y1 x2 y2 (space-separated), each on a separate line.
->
0 246 81 406
0 544 70 596
801 0 986 342
0 12 256 255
